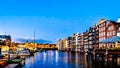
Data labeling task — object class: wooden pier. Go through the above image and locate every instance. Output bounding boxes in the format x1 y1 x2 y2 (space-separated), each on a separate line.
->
94 48 120 62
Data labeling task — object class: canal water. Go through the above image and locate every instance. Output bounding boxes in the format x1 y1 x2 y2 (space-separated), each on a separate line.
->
22 50 120 68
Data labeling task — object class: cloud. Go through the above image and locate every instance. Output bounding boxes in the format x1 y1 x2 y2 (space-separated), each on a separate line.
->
15 38 52 44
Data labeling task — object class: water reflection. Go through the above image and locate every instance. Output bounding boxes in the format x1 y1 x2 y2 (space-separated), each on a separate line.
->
117 58 120 65
22 50 120 68
43 52 46 64
56 51 58 62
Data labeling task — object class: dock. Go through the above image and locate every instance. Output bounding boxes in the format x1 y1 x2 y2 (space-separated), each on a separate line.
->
94 48 120 62
4 64 19 68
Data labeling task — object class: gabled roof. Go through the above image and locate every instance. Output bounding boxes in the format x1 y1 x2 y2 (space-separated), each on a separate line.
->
106 20 120 28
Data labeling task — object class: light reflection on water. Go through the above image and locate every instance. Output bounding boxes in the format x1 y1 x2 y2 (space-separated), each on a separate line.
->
22 50 120 68
117 58 120 65
56 51 58 62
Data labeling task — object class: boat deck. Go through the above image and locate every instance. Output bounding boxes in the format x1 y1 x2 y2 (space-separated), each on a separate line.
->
4 64 19 68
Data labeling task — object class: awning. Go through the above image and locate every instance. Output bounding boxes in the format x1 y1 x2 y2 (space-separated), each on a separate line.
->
100 36 120 43
100 38 110 43
109 36 120 42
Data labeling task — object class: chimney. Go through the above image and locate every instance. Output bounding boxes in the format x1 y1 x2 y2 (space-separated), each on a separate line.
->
117 17 120 23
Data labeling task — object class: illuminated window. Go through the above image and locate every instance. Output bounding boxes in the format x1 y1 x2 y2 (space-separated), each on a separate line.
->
107 32 109 36
119 27 120 31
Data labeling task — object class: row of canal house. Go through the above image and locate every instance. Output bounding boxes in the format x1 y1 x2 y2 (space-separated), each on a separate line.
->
58 18 120 53
99 18 120 48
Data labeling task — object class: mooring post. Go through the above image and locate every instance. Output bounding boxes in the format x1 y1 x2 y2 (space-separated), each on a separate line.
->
105 49 108 62
93 49 95 60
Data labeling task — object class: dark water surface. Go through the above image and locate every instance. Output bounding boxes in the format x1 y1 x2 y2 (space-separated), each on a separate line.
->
22 50 120 68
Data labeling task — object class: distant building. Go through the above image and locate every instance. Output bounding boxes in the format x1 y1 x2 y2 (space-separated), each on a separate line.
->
98 18 120 48
37 43 57 49
66 37 72 51
57 18 120 53
98 19 107 48
0 35 11 46
93 24 99 49
58 39 62 50
57 39 67 51
106 20 120 48
88 27 94 53
62 38 67 50
71 34 76 51
83 31 89 53
106 21 119 38
25 42 37 50
71 33 80 52
80 33 84 52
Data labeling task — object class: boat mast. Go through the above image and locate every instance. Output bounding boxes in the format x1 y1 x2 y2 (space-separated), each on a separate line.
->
34 30 35 48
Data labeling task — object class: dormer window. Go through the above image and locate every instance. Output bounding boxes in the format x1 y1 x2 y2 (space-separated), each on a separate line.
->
108 26 114 30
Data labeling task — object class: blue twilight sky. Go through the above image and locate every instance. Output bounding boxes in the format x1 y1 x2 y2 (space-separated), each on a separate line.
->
0 0 120 43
